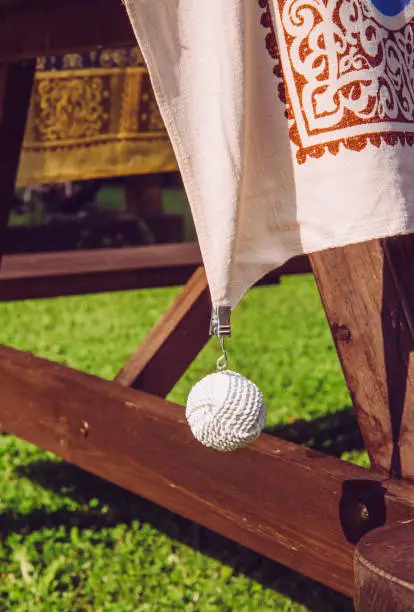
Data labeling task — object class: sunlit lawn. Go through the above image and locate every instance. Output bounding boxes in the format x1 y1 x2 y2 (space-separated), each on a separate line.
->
0 275 365 610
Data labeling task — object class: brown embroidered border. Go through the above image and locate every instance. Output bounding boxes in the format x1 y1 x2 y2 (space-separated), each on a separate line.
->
259 0 414 164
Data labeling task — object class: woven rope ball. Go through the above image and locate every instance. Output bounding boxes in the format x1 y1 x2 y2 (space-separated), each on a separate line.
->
186 370 267 452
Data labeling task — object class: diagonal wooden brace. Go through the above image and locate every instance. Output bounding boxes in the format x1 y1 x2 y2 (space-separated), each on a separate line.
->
116 255 311 398
116 266 211 397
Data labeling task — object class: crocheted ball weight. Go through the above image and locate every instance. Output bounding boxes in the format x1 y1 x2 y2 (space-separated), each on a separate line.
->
186 370 266 452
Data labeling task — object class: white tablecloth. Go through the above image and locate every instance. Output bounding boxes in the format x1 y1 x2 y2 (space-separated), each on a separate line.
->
125 0 414 308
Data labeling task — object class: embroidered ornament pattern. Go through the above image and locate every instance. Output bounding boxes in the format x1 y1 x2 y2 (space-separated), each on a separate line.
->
259 0 414 163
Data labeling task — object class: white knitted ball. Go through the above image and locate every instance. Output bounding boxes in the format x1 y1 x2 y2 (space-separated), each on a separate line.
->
186 370 266 452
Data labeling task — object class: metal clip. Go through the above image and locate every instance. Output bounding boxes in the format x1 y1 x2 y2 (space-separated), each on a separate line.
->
209 305 231 338
210 306 231 371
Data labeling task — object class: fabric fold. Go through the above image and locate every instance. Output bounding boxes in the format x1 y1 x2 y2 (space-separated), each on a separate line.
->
124 0 246 308
125 0 414 310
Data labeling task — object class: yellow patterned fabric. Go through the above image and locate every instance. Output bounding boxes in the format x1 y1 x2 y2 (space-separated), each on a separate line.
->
16 47 177 187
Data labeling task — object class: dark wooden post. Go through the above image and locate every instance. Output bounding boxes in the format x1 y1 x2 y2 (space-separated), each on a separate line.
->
311 237 414 606
0 61 35 262
310 237 414 480
124 174 164 218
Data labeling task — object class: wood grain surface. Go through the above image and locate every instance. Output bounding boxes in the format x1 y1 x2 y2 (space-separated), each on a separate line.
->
311 236 414 479
1 345 414 596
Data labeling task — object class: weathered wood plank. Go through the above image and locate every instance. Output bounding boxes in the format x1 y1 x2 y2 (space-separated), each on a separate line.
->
1 344 414 596
310 236 414 479
0 0 135 61
116 266 210 396
0 60 34 260
0 243 203 300
0 245 310 301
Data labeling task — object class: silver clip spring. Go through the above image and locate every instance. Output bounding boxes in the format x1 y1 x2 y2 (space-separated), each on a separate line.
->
210 306 231 371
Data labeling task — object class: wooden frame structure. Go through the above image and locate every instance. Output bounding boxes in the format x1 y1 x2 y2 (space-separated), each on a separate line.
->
1 2 414 608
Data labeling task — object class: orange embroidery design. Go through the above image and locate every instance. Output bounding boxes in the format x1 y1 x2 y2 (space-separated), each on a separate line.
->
259 0 414 163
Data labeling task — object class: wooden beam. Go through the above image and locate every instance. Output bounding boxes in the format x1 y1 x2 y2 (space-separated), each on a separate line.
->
310 236 414 479
1 344 414 597
116 266 210 396
0 245 310 302
0 243 202 300
0 60 34 260
0 0 135 61
2 215 185 254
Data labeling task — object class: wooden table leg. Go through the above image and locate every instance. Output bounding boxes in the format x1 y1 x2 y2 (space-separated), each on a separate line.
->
311 239 414 603
0 61 35 263
124 174 164 218
310 236 414 480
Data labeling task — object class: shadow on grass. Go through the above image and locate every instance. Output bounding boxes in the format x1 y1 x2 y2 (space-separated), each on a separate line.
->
4 407 361 612
268 405 364 457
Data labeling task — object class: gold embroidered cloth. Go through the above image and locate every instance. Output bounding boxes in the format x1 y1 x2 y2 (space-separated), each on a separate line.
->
16 47 177 187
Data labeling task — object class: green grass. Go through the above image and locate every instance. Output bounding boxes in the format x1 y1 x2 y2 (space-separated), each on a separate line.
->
0 275 366 610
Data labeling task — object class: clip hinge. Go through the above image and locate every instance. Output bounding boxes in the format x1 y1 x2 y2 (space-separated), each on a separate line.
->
210 305 231 338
